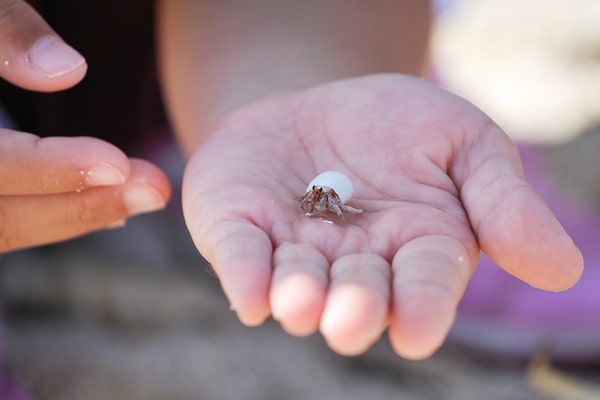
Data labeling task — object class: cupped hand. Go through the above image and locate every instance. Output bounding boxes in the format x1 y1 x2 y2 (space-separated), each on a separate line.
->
182 74 583 359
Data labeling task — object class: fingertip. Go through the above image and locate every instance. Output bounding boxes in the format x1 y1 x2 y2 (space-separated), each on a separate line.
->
389 288 456 360
482 190 585 292
234 306 271 327
320 307 381 357
271 275 324 336
319 285 388 357
567 246 585 288
193 221 274 328
270 243 328 337
538 237 584 292
232 279 271 326
3 35 87 92
319 255 391 357
229 269 272 327
322 337 372 357
127 158 172 202
28 35 86 78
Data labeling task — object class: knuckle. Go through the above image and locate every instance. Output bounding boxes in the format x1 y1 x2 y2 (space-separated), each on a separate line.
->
64 192 120 230
0 0 21 21
0 0 31 32
0 0 51 53
66 197 97 227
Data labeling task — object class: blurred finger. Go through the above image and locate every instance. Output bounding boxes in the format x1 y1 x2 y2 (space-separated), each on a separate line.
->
320 253 391 356
389 235 477 360
0 131 130 195
270 242 329 336
191 219 273 326
0 159 170 252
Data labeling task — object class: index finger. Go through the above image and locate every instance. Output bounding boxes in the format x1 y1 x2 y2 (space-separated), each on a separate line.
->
0 130 130 194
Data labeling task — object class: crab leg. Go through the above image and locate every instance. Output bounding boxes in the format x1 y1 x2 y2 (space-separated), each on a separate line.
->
343 204 364 214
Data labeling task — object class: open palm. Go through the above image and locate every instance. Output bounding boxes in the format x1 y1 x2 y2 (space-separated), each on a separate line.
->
182 75 582 359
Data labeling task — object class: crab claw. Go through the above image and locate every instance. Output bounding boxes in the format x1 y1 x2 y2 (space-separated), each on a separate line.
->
343 204 364 215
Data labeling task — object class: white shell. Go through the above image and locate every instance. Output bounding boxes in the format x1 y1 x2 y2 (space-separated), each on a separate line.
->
306 171 354 204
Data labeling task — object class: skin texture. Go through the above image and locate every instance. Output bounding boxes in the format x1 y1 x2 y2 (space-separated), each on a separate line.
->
181 75 583 359
0 0 171 252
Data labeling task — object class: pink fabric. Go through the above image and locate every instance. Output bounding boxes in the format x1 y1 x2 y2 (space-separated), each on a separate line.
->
0 371 30 400
455 145 600 362
0 320 31 400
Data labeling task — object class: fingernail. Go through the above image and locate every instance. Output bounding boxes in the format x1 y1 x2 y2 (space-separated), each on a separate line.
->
86 164 126 186
123 185 166 216
29 35 85 78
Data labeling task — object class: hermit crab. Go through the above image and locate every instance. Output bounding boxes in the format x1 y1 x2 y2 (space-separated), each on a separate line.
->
299 171 363 222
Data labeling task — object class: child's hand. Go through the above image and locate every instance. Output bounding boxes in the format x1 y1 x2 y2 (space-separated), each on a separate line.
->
182 74 583 359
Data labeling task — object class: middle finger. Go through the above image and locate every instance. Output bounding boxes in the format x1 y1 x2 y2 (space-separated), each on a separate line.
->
320 253 391 356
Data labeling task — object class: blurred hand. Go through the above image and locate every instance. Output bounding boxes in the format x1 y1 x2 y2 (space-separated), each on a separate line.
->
0 0 171 252
0 131 171 252
182 74 583 359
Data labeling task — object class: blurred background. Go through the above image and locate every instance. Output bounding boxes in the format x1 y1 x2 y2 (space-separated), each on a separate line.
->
1 0 600 399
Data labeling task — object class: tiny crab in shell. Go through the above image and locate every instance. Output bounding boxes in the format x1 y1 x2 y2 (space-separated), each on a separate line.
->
299 171 363 222
300 185 363 222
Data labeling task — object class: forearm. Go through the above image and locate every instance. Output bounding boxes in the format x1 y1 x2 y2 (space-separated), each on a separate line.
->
156 0 432 154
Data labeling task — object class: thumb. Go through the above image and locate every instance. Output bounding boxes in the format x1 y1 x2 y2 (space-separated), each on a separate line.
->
455 125 583 291
0 0 87 91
